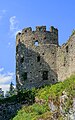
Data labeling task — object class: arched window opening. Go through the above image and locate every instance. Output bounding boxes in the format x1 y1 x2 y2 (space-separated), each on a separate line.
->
34 40 39 46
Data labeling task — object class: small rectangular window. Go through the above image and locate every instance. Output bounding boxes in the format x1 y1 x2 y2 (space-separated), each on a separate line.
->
66 46 68 53
20 56 24 63
42 71 48 80
37 56 40 62
22 72 27 80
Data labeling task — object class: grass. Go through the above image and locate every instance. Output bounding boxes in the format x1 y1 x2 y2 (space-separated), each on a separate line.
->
13 75 75 120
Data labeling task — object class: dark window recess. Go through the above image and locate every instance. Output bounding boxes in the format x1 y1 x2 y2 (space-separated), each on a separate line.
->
66 46 68 53
52 79 55 82
43 36 46 39
22 33 24 35
42 53 45 55
30 80 32 82
37 56 40 62
40 63 42 65
22 72 27 80
39 28 42 31
20 56 24 63
63 63 65 66
33 37 35 40
18 32 21 35
25 30 27 32
52 52 54 54
18 39 20 42
16 46 18 52
43 71 48 80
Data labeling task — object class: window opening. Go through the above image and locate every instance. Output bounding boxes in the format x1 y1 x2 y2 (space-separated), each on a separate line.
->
37 56 40 62
42 71 48 80
66 46 68 53
42 53 45 55
30 80 32 82
44 37 46 39
22 72 27 80
20 56 24 63
25 30 27 32
34 40 39 46
33 37 35 40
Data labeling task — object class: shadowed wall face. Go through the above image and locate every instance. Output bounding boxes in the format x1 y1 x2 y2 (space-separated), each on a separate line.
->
16 26 58 89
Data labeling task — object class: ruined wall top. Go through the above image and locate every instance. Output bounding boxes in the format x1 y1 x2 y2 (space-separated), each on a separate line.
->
16 26 58 37
16 26 58 46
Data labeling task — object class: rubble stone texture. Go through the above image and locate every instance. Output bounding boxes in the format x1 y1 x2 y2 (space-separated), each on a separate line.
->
16 26 75 89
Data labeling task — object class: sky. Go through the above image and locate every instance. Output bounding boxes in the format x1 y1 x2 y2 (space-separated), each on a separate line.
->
0 0 75 93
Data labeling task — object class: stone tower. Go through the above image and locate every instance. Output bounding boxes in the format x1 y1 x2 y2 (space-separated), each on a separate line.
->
16 25 75 90
16 26 58 89
56 34 75 81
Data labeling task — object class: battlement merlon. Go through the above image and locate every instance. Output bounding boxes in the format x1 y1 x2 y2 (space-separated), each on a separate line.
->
50 26 58 35
36 26 46 32
22 27 32 33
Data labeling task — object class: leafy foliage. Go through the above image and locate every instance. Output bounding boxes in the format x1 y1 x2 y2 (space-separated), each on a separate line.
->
0 89 36 104
13 75 75 120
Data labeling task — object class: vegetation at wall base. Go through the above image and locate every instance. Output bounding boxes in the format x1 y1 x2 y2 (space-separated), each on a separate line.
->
0 89 35 104
12 75 75 120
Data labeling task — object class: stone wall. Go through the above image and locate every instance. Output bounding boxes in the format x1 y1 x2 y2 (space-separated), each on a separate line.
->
16 25 75 89
56 35 75 81
16 26 58 89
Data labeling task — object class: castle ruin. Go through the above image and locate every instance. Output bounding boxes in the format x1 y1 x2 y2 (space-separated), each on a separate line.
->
16 26 75 89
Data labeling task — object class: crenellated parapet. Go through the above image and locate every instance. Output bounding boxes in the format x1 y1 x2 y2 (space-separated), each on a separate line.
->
16 26 58 46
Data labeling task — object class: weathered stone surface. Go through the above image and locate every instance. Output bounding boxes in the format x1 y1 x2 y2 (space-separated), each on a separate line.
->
57 35 75 81
16 26 75 89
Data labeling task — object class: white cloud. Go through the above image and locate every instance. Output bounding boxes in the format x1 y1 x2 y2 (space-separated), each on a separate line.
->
0 67 4 72
0 74 13 84
9 16 19 31
8 15 21 49
0 84 10 94
9 16 20 38
0 84 16 95
0 71 15 93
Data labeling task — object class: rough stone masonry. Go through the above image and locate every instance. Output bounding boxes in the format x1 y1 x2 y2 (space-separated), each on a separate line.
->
16 26 75 89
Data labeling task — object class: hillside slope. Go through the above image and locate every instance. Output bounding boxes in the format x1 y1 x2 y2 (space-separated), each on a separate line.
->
13 75 75 120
